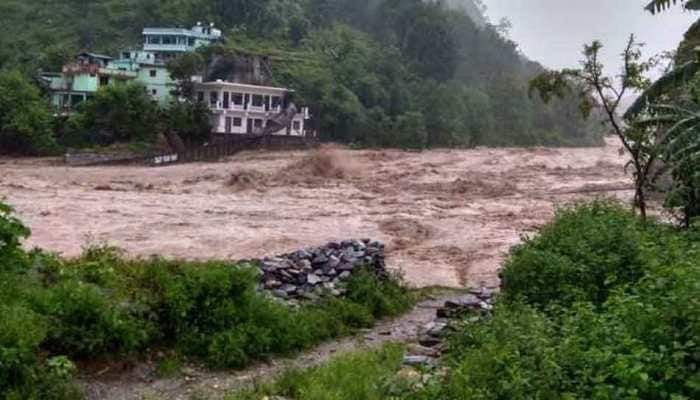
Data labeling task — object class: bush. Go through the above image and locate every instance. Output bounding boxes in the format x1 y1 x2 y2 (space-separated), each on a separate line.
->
68 83 160 146
0 202 31 272
0 201 416 397
228 344 407 400
430 201 700 399
0 70 59 156
33 279 153 359
500 200 650 309
0 305 80 400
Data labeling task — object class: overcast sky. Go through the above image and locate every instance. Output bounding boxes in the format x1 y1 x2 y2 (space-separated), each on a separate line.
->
482 0 697 75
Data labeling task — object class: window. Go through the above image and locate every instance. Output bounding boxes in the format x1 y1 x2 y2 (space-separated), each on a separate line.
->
233 117 242 127
293 121 301 131
188 38 195 47
99 76 110 86
152 89 157 96
147 35 160 44
231 93 243 105
70 94 84 106
254 119 263 128
210 91 219 106
162 35 175 45
149 70 157 78
271 96 282 109
252 94 264 107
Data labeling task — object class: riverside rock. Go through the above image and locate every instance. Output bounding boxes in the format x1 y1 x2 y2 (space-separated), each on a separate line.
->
256 239 387 301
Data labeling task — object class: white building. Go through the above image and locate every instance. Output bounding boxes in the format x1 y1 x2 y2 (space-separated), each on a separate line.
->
196 81 309 136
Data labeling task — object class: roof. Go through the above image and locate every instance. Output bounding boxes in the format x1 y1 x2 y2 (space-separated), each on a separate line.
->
198 81 293 93
142 27 218 39
77 52 113 60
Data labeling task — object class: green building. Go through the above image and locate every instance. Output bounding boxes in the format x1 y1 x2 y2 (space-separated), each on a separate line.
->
42 23 223 112
41 53 138 114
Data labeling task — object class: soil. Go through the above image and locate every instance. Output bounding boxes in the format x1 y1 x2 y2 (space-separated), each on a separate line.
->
0 138 631 288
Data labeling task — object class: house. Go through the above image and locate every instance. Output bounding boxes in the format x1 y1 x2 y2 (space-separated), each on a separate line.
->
41 53 138 113
42 23 223 111
111 22 223 105
196 80 309 136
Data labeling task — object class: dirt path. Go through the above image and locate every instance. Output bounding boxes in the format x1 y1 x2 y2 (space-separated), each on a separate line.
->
0 138 630 288
81 291 471 400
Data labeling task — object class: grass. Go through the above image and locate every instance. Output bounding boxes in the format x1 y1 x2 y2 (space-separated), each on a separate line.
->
227 344 410 400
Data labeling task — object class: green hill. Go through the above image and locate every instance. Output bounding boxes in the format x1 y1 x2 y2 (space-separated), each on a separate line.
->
0 0 603 148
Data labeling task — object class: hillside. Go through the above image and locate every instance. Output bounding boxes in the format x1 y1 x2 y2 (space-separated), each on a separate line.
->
0 0 603 148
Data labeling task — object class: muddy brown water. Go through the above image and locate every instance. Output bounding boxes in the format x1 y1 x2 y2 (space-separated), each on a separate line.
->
1 138 631 288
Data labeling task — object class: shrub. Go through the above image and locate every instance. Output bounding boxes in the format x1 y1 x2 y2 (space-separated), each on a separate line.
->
33 279 153 359
0 70 59 156
0 202 30 272
227 344 407 400
0 305 80 400
500 200 649 309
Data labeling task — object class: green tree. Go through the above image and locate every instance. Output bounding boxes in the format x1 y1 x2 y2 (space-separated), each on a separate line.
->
71 83 160 145
0 70 58 155
531 36 657 221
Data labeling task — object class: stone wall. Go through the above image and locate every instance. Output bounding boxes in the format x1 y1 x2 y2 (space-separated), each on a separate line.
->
254 239 387 301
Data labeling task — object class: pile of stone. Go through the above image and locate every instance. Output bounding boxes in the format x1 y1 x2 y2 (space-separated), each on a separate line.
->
255 239 387 301
404 287 496 367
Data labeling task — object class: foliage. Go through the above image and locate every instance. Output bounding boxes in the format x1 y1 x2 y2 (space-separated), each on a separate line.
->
67 83 160 146
233 201 700 400
165 100 212 146
530 36 658 221
227 344 408 400
500 201 649 309
1 0 603 150
0 202 414 397
645 0 700 13
0 70 58 155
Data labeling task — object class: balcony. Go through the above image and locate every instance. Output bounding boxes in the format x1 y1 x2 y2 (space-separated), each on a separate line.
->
99 68 138 80
144 43 194 53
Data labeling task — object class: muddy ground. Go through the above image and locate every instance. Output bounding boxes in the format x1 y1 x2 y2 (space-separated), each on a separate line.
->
0 138 631 288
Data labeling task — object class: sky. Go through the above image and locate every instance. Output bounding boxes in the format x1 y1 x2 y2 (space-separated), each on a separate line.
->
482 0 697 76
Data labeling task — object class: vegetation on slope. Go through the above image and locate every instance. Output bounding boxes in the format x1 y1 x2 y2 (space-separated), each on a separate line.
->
0 0 602 155
0 201 414 399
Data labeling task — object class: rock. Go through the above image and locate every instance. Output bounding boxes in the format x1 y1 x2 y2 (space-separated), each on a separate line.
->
419 336 442 348
403 355 431 366
426 322 449 338
338 263 355 272
328 255 341 268
297 259 312 270
281 284 298 295
406 344 440 357
352 240 367 250
265 280 283 289
312 254 329 265
255 239 386 303
295 249 312 260
307 274 322 285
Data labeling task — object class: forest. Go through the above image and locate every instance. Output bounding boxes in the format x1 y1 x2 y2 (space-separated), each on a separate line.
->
0 0 602 154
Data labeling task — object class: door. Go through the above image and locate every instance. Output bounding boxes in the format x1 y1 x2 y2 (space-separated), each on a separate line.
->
225 117 232 134
223 92 230 109
247 118 253 134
